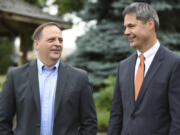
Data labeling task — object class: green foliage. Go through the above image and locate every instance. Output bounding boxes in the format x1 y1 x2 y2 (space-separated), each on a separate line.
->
0 75 6 93
79 0 118 22
67 21 134 88
96 109 110 132
0 38 14 75
54 0 87 16
22 0 86 16
95 75 115 110
95 75 115 131
67 0 180 89
21 0 46 8
158 32 180 50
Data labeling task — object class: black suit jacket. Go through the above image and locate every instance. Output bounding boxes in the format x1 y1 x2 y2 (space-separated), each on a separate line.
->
0 60 97 135
108 45 180 135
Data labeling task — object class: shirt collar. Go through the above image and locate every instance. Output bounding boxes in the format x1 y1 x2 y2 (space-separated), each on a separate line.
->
37 58 60 74
137 40 160 60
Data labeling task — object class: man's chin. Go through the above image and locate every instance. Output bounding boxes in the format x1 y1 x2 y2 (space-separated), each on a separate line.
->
130 43 136 48
50 55 61 62
51 53 61 58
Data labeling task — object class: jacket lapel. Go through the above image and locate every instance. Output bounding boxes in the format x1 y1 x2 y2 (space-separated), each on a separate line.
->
29 60 41 116
54 62 69 119
135 45 164 107
127 53 137 107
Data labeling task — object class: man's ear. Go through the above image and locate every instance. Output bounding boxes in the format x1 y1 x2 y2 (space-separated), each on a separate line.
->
147 18 155 30
34 40 39 51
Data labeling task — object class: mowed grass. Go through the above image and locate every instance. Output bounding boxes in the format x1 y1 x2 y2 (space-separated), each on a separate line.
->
0 75 6 92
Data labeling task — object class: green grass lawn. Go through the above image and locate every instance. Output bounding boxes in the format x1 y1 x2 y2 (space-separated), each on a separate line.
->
0 75 6 92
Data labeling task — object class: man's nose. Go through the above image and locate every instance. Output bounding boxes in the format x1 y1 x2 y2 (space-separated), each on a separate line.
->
55 39 62 46
124 28 130 36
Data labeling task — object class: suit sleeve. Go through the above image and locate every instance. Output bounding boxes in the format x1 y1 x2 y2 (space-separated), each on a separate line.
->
78 72 97 135
169 59 180 134
0 70 16 135
108 63 123 135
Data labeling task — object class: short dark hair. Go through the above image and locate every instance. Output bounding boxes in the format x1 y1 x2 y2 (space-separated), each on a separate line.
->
32 22 61 41
123 2 159 31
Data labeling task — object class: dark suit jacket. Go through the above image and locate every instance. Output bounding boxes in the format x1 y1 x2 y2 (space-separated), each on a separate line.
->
108 45 180 135
0 60 97 135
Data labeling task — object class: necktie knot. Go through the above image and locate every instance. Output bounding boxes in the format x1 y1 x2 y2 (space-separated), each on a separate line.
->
139 54 144 62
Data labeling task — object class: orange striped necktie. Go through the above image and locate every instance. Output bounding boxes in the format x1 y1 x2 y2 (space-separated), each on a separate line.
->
134 54 145 101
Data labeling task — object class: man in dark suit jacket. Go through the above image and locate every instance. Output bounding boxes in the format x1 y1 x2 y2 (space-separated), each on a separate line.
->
0 22 97 135
108 2 180 135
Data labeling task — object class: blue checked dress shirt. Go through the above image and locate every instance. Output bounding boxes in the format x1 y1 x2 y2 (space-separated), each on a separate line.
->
37 59 60 135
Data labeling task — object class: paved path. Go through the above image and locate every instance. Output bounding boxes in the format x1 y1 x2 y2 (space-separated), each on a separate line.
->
97 133 106 135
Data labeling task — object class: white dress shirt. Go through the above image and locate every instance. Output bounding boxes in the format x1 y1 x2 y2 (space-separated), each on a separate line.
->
37 59 60 135
135 40 160 80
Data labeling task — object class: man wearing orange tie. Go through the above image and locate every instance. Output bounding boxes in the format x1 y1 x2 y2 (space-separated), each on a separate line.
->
108 2 180 135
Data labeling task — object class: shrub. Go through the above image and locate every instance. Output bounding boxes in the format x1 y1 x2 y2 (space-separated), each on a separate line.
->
0 75 6 92
95 75 115 132
0 37 14 75
96 109 110 132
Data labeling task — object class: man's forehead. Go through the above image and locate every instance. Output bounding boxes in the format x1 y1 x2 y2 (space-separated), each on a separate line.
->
39 26 62 40
124 13 137 20
124 13 139 25
43 25 61 32
41 25 62 36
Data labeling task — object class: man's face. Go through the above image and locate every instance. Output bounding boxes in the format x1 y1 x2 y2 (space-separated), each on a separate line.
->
34 25 63 65
124 13 151 52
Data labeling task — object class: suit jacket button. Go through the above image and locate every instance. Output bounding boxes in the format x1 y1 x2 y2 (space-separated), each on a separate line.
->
131 114 135 119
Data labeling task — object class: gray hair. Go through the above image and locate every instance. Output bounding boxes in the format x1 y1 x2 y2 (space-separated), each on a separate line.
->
32 22 61 41
123 2 159 31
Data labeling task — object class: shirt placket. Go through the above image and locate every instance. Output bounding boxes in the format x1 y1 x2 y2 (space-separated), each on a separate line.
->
41 71 52 135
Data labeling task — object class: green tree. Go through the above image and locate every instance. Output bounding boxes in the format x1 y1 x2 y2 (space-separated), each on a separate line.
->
67 22 133 87
95 75 115 131
0 38 14 75
54 0 87 16
21 0 46 8
22 0 87 16
67 0 180 89
67 0 134 89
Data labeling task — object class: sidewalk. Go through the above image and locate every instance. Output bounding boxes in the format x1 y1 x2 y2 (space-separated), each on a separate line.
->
97 133 106 135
